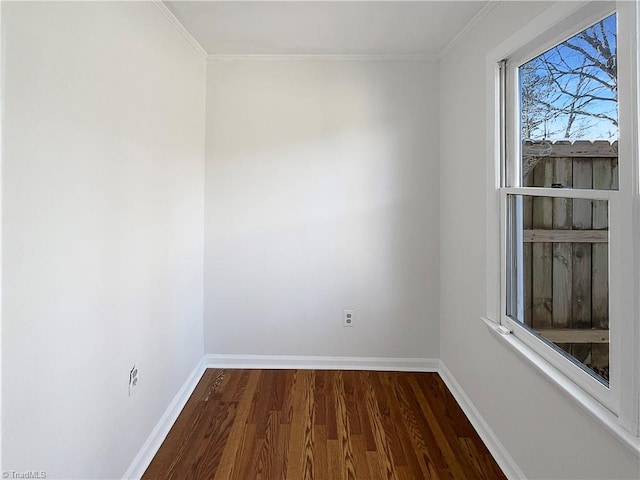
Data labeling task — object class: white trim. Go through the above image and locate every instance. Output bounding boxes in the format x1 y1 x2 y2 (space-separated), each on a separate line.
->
501 187 615 200
489 1 592 64
613 0 640 435
481 317 640 458
153 1 208 59
120 354 437 478
119 355 525 480
0 1 4 472
438 0 499 59
632 0 640 438
501 312 616 413
486 0 640 439
122 358 207 480
506 3 615 70
438 361 527 480
204 354 439 371
207 54 437 62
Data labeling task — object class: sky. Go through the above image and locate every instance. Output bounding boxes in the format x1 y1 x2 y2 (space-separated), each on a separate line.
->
519 13 617 141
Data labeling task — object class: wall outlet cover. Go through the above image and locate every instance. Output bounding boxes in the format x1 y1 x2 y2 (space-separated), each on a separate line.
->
344 309 356 327
129 364 139 396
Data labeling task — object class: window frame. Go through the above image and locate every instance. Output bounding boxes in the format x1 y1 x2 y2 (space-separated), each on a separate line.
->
500 188 617 409
484 0 640 445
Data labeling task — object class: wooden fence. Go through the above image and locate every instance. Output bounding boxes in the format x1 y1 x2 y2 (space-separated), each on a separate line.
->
522 140 617 379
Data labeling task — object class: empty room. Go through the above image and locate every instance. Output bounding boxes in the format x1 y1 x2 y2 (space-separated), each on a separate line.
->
2 1 640 479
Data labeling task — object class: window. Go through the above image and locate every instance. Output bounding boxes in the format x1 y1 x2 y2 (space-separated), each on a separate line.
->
504 13 617 390
487 1 640 443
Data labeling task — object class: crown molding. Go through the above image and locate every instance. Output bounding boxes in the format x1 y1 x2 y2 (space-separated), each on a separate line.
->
153 1 208 60
439 0 499 59
153 1 496 63
207 53 438 62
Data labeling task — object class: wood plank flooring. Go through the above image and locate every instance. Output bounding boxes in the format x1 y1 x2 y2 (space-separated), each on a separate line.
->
143 369 506 480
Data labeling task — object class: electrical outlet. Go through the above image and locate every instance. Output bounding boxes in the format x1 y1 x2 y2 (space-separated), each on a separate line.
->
343 309 355 327
129 364 139 397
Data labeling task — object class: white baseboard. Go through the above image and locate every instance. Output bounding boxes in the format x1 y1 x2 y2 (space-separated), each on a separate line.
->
438 361 526 480
122 357 207 480
204 354 439 372
122 355 524 480
121 354 436 479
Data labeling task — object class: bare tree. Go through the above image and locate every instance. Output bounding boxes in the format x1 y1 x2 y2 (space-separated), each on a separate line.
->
520 15 617 139
520 59 561 138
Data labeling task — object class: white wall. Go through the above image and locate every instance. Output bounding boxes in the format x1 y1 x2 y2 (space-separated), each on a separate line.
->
205 59 439 359
440 2 640 479
2 3 205 478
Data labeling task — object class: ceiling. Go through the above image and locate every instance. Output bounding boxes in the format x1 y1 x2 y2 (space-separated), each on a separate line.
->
163 1 488 56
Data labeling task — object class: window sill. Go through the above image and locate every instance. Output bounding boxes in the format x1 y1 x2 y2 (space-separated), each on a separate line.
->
481 316 640 457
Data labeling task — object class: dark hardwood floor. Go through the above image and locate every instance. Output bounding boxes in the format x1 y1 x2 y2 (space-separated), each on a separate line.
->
143 369 506 480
